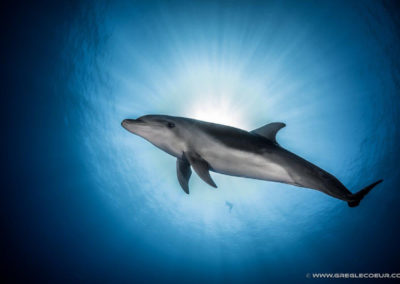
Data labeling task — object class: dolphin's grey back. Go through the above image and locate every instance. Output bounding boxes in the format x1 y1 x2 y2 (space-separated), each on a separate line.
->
181 117 276 153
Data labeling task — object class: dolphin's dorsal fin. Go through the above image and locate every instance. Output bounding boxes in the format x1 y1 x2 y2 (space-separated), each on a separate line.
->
176 156 192 194
251 122 286 144
185 151 217 188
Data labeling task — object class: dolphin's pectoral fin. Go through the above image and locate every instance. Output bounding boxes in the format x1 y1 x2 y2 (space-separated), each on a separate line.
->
251 122 286 144
185 151 217 188
176 156 192 194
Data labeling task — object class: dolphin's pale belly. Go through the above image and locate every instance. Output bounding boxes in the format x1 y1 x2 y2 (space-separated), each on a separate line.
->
195 139 346 197
200 145 295 184
196 139 354 201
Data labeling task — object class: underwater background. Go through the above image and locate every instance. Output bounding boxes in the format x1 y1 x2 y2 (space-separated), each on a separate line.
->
2 0 400 283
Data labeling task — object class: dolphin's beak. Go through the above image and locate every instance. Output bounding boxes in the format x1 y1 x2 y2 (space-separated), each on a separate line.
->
121 118 144 130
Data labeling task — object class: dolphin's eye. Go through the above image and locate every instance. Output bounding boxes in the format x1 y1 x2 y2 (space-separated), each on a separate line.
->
167 122 175 128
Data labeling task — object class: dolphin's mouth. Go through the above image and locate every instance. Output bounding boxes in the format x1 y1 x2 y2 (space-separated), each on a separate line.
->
121 118 145 130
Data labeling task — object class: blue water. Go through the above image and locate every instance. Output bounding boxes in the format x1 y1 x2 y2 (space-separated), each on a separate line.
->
3 0 400 283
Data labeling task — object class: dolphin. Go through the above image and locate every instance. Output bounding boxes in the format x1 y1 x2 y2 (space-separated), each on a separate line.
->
225 201 234 212
121 115 382 207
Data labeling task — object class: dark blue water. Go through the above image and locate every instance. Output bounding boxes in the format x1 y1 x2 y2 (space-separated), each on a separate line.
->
3 1 400 283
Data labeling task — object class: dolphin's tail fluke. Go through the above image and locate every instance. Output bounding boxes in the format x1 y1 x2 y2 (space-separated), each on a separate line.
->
347 179 383 207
